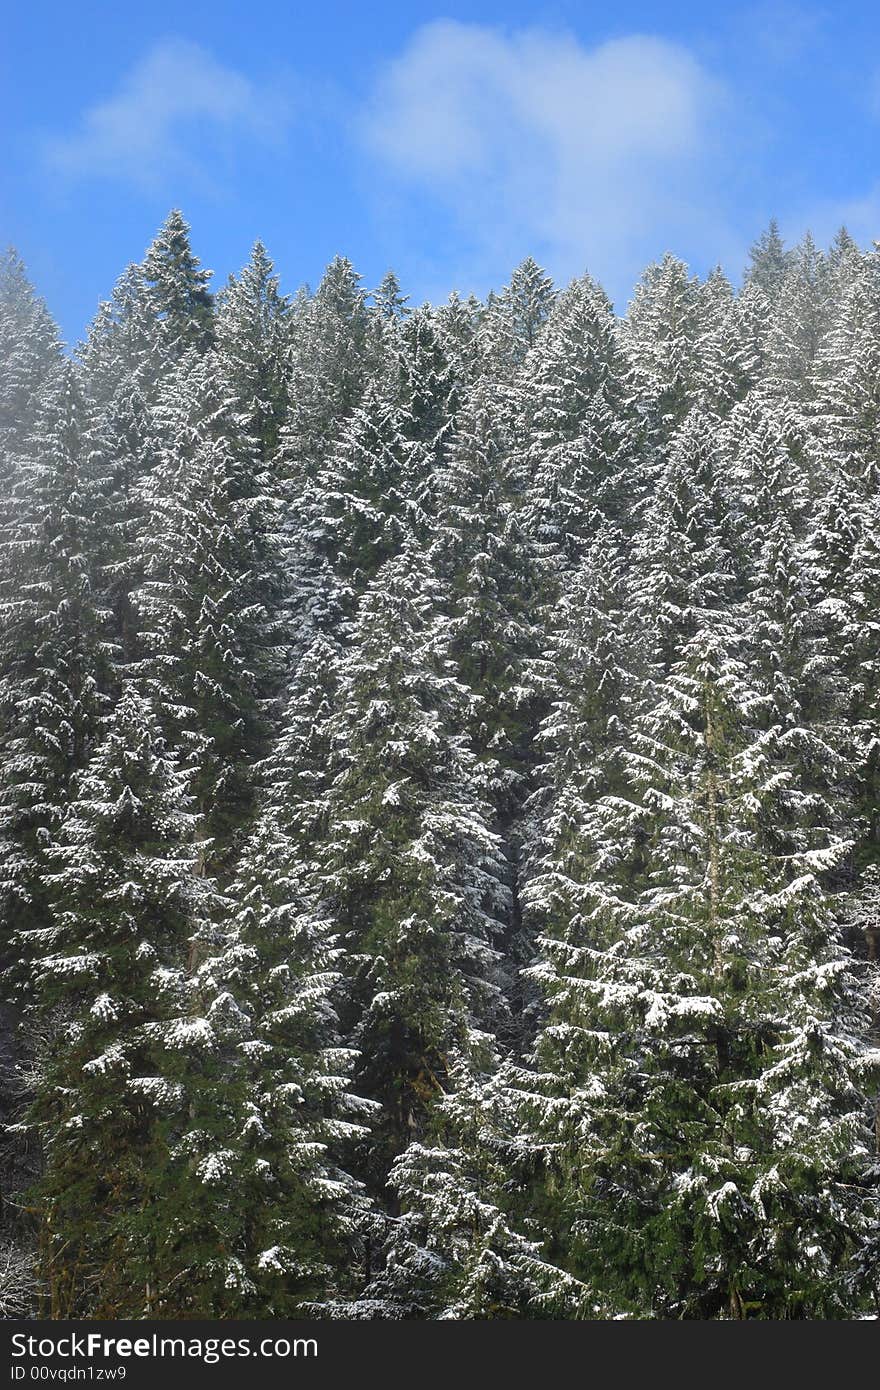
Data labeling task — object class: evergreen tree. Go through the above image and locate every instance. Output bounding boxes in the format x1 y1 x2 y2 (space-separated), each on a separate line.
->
215 241 292 462
78 264 168 407
434 291 482 392
633 407 739 672
431 383 544 800
302 381 420 618
282 256 371 481
317 546 510 1185
372 270 410 323
397 305 460 475
0 250 62 468
479 258 556 379
24 687 223 1316
141 210 214 357
766 233 831 403
0 367 114 946
135 356 285 867
518 613 877 1317
695 271 767 419
351 1034 584 1318
519 274 640 562
192 811 373 1313
625 253 702 442
745 219 793 300
813 243 880 498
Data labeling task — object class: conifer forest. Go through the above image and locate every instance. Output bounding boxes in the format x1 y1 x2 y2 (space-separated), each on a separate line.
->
2 212 880 1322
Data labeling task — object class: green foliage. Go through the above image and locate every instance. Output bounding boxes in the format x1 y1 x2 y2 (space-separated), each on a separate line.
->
2 221 879 1322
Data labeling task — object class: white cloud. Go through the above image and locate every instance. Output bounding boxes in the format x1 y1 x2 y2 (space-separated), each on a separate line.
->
45 38 290 189
362 21 735 300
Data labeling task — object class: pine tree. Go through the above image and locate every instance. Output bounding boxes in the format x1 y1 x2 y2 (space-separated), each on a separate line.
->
522 523 645 918
518 611 878 1317
766 233 831 404
372 270 410 324
282 256 371 481
256 633 343 853
135 355 285 867
430 383 544 802
397 305 460 477
519 274 640 562
840 490 880 868
24 687 224 1316
317 546 510 1185
434 291 482 392
745 219 793 300
78 264 168 407
351 1033 585 1318
625 253 702 443
184 816 373 1314
813 242 880 499
0 366 114 948
215 241 292 462
429 385 547 1023
302 381 420 618
0 250 62 468
633 407 739 672
479 259 556 380
695 271 767 419
141 210 214 357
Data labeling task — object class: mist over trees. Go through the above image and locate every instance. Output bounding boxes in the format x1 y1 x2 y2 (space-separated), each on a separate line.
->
1 214 879 1319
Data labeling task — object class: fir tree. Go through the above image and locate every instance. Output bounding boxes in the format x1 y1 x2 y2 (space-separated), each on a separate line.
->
745 219 793 300
519 274 640 562
479 258 556 379
135 356 285 867
625 253 702 443
519 614 878 1317
187 817 373 1314
0 366 114 947
215 241 292 462
317 546 510 1185
282 256 371 481
141 210 214 357
24 687 223 1316
0 250 62 467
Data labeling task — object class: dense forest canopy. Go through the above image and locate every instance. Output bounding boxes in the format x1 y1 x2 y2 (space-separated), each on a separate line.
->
1 212 879 1319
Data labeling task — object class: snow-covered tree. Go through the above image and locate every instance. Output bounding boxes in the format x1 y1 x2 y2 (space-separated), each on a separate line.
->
214 241 292 462
519 612 878 1317
317 546 510 1184
281 256 371 482
24 687 223 1316
813 243 880 498
625 253 702 443
301 381 420 618
189 815 373 1314
141 210 214 358
135 356 285 867
0 367 114 947
744 219 793 301
520 274 641 563
431 383 545 804
0 250 62 468
479 258 556 379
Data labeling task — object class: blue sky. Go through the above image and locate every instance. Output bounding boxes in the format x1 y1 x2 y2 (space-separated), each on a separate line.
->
2 1 878 342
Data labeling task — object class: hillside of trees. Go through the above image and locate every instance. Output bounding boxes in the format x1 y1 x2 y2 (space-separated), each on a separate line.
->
1 213 879 1319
